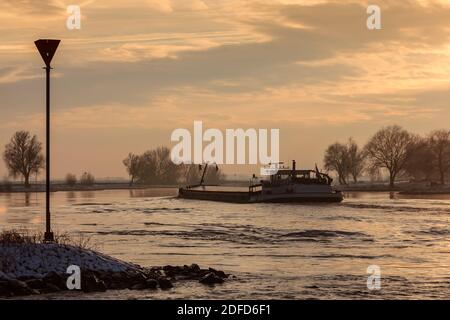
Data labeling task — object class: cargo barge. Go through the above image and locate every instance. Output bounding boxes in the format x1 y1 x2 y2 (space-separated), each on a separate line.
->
178 161 343 203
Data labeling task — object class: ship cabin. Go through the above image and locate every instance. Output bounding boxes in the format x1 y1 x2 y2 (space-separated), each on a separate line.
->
262 161 333 187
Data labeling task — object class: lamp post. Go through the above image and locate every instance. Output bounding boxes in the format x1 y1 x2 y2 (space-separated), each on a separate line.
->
34 39 60 243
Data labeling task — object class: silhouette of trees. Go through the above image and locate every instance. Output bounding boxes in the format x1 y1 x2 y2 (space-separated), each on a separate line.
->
135 147 180 184
123 146 180 185
428 130 450 185
404 137 434 182
80 172 95 186
123 147 224 185
123 153 141 186
324 142 350 185
3 131 44 188
322 127 450 187
347 138 366 183
65 173 77 187
323 139 365 185
364 125 413 188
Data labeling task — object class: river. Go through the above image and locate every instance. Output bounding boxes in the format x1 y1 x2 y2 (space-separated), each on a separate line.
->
1 189 449 299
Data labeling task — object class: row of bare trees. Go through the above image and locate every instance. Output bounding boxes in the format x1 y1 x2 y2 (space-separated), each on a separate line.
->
1 131 223 188
2 131 96 188
123 146 223 186
324 126 450 187
4 127 448 189
65 172 95 186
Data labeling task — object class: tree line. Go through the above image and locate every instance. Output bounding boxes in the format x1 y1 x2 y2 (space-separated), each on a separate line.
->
3 126 448 189
1 131 223 188
323 125 450 187
123 146 223 186
2 131 95 188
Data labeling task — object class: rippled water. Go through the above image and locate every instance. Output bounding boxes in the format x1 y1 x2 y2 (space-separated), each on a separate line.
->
1 189 450 299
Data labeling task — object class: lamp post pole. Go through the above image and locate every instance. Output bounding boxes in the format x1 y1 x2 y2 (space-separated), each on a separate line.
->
34 39 60 243
45 65 52 242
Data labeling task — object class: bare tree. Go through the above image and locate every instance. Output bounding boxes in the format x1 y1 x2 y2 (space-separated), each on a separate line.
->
323 142 350 185
123 153 141 186
65 173 77 187
404 137 434 182
347 138 365 183
80 172 95 186
3 131 44 188
428 130 450 185
129 146 181 185
154 146 180 184
138 150 158 184
364 125 412 188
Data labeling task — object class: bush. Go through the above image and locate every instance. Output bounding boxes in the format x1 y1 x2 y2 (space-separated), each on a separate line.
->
65 173 77 187
80 172 95 186
0 229 96 250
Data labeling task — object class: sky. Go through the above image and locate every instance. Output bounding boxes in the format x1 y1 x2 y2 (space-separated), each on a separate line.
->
1 0 450 180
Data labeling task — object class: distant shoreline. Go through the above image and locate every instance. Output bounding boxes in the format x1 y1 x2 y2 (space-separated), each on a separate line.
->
0 182 179 194
1 181 450 195
340 183 450 195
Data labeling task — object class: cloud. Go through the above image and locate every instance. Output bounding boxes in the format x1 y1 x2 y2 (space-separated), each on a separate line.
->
0 65 41 84
1 0 450 178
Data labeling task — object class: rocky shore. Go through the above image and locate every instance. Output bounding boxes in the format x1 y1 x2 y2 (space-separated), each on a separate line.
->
0 243 229 298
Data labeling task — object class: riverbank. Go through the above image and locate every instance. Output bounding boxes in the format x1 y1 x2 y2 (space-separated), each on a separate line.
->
340 182 450 194
0 182 179 194
2 180 450 196
0 231 230 298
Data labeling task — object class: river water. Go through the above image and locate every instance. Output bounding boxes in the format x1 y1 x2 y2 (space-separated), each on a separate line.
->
1 189 449 299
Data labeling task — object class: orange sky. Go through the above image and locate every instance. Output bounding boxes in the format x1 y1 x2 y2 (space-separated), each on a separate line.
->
1 0 450 179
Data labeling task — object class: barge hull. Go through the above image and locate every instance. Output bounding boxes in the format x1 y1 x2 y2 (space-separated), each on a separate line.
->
178 188 343 203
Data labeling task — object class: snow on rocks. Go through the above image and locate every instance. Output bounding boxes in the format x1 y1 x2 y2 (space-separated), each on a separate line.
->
1 243 139 279
0 243 230 297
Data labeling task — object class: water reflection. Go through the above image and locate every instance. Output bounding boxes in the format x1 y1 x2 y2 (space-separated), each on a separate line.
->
129 188 178 198
80 191 95 199
66 191 77 203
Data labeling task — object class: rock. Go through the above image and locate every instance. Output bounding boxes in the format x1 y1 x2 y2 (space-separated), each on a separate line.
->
42 283 61 293
130 283 147 290
146 279 158 289
190 264 201 272
163 265 179 277
0 272 11 281
158 278 173 290
162 265 174 271
6 279 35 296
108 281 127 290
214 270 227 278
199 273 225 285
43 272 66 290
128 272 148 285
25 278 45 290
82 273 107 293
0 281 13 297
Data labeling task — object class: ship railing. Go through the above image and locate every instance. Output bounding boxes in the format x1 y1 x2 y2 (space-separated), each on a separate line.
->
249 184 262 195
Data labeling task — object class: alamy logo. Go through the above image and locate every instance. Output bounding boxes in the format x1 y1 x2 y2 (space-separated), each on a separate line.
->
170 121 279 165
66 265 81 290
367 265 381 290
66 5 81 30
367 5 381 30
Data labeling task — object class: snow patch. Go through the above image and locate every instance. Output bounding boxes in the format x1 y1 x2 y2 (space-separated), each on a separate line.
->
0 243 141 279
